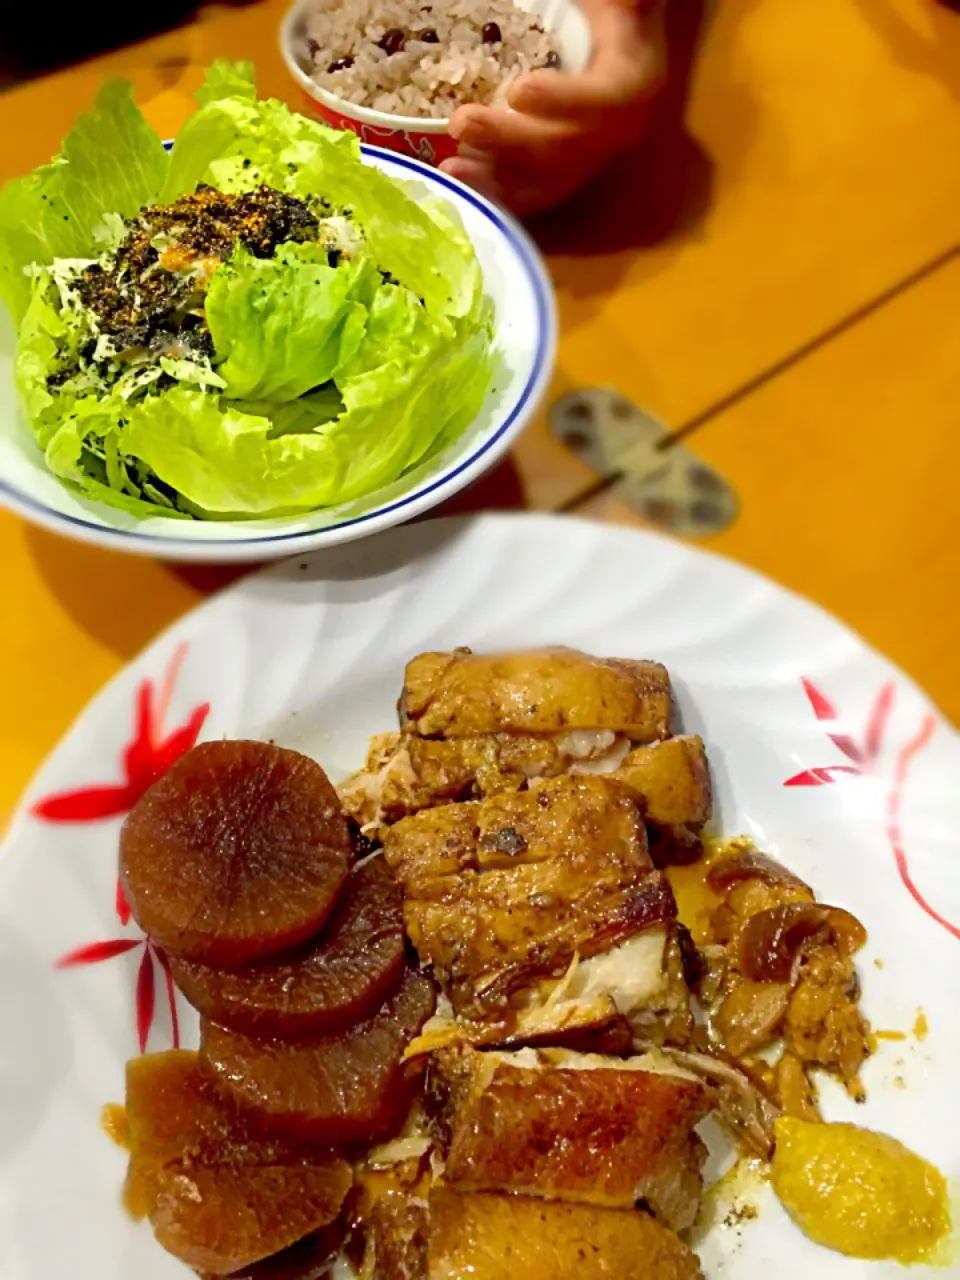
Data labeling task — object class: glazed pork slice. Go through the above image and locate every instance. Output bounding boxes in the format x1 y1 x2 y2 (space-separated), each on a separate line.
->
367 1195 430 1279
405 922 694 1056
426 1188 704 1280
339 665 709 838
381 775 680 1020
426 1046 710 1232
340 730 710 832
383 772 651 895
340 646 672 830
612 735 713 828
400 647 672 740
340 731 567 829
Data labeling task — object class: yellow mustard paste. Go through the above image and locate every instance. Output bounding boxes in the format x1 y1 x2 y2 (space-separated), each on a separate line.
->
772 1116 951 1265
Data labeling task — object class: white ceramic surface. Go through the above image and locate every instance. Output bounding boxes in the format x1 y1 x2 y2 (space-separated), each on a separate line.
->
0 155 555 563
1 513 958 1279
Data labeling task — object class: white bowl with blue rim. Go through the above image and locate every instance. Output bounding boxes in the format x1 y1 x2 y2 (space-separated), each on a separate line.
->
0 144 555 563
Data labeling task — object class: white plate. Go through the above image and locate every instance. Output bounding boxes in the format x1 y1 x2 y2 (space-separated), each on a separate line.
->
1 513 958 1279
0 151 555 563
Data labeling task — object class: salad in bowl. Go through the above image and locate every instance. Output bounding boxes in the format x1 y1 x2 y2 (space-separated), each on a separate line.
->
0 62 547 546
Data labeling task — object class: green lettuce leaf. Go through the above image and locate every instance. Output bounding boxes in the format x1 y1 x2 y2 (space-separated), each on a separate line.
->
43 396 191 518
162 64 482 326
233 385 345 437
107 324 491 517
15 266 99 447
195 59 258 107
4 60 496 522
0 80 167 325
206 242 371 402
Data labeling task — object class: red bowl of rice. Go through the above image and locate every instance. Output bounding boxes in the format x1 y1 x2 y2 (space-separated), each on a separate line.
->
279 0 590 166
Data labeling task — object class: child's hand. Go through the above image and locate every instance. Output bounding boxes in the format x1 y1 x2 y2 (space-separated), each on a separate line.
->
440 0 666 215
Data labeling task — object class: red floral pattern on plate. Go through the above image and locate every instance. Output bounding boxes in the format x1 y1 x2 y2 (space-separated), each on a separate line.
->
40 643 210 1052
787 676 959 943
56 932 180 1053
33 643 208 822
784 677 894 785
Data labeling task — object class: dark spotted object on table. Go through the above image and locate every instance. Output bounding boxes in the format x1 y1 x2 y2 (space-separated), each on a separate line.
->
549 388 738 538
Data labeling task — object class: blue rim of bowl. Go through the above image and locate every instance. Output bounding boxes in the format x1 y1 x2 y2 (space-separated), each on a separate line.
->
0 143 553 548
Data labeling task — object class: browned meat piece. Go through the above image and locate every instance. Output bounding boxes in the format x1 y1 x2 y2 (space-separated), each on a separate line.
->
405 992 635 1059
170 858 405 1038
400 648 671 741
122 741 351 966
773 1051 822 1123
382 776 678 1018
200 969 437 1144
386 770 652 887
613 735 713 827
368 1196 430 1279
426 1048 709 1231
340 651 690 832
714 979 792 1058
209 1220 346 1279
123 1051 350 1275
426 1188 704 1280
339 732 566 829
709 870 815 945
784 943 871 1099
699 846 871 1107
657 1048 779 1159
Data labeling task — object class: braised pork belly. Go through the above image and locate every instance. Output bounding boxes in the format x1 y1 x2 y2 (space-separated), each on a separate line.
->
381 774 693 1044
424 1045 710 1231
341 646 680 835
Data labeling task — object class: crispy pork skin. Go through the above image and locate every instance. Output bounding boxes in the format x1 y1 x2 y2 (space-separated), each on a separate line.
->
426 1047 709 1231
426 1188 704 1280
612 735 713 828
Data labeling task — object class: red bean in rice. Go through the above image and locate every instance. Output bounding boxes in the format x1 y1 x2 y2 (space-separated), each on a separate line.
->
301 0 561 118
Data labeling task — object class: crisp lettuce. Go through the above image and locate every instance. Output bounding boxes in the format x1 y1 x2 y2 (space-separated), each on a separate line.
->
205 243 371 402
16 267 99 447
164 62 482 326
0 81 167 324
0 60 494 520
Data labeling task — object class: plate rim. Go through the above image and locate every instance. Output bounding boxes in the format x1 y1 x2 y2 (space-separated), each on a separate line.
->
0 148 556 563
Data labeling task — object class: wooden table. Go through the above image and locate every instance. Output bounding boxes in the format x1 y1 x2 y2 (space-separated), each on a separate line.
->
1 0 958 831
